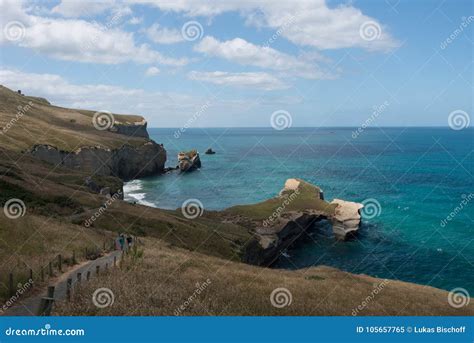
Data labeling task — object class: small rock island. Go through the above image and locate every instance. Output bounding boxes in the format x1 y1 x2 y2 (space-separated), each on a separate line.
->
178 149 201 172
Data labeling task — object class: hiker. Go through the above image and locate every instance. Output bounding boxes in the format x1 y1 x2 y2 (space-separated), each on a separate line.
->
118 234 125 251
126 235 133 249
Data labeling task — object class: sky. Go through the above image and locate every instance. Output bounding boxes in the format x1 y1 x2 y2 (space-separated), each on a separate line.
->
0 0 472 128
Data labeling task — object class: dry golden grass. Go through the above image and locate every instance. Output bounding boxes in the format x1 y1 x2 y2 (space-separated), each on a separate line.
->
55 237 474 316
0 85 147 152
0 213 114 300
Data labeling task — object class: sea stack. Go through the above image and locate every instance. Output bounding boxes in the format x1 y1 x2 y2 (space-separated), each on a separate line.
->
178 150 201 172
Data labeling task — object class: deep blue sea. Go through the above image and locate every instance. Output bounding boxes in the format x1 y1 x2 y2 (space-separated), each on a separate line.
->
124 127 473 293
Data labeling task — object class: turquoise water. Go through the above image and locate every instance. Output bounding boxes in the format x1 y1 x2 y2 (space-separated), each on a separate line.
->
124 128 474 292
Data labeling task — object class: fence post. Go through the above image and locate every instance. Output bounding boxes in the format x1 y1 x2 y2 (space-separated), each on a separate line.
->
48 262 53 277
77 272 82 284
66 278 72 301
86 271 91 281
58 254 62 272
105 263 108 271
38 286 55 316
9 273 14 297
96 265 100 276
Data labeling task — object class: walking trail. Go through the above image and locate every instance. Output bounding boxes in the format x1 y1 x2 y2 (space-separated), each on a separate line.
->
4 250 122 316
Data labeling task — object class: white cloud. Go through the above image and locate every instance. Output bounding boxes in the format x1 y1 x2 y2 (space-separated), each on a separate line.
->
130 0 399 51
51 0 117 18
128 16 143 25
194 36 333 79
0 0 187 66
145 23 184 44
145 66 160 76
188 71 289 90
0 68 201 124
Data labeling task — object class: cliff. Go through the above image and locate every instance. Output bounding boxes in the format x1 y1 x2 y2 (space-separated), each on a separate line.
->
0 85 165 180
225 179 364 266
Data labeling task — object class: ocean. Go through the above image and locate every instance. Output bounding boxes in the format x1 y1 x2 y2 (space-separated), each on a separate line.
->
124 127 474 293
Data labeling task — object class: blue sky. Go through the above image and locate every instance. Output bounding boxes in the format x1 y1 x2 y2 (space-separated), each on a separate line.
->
0 0 472 127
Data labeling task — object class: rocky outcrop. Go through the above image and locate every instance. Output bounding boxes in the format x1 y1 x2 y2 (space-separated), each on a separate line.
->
330 199 364 240
238 178 364 266
28 141 166 181
178 150 201 172
109 119 149 138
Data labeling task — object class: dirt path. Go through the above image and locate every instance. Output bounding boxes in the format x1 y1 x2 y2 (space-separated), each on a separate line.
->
4 250 122 316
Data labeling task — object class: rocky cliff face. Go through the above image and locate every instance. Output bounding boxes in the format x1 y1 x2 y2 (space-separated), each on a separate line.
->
110 120 149 139
28 141 166 181
237 179 364 266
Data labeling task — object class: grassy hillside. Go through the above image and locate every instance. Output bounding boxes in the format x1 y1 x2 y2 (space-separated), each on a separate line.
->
0 85 147 152
55 237 474 316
